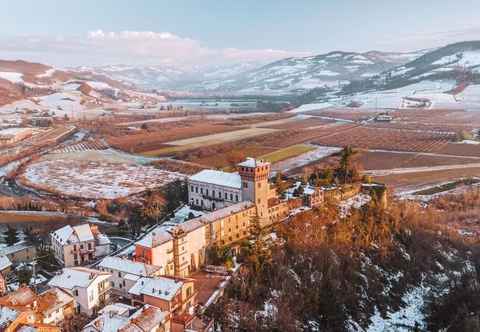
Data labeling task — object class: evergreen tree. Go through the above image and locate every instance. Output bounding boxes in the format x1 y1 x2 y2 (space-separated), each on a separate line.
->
3 226 19 246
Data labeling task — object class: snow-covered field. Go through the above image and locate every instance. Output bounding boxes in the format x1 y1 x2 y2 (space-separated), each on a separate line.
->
20 159 185 199
0 72 24 83
272 146 342 173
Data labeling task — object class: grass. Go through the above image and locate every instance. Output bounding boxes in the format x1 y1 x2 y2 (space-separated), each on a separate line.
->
260 144 316 164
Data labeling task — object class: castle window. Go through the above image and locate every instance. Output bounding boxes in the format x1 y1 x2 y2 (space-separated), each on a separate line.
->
230 193 233 200
218 191 221 198
212 190 215 197
191 186 194 192
235 195 239 201
243 182 248 188
195 187 198 193
206 189 209 196
224 193 228 199
200 188 203 194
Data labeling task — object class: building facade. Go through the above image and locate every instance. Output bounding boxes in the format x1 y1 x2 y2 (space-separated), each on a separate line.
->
50 224 111 267
48 267 111 316
188 170 242 211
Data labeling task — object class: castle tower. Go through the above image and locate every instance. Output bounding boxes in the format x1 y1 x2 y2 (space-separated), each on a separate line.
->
238 158 271 226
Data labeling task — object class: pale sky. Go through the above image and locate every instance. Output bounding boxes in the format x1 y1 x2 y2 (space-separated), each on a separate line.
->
1 0 479 68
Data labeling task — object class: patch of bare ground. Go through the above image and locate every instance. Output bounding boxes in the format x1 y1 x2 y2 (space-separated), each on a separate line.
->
374 167 480 190
151 159 208 175
107 121 241 153
356 151 480 170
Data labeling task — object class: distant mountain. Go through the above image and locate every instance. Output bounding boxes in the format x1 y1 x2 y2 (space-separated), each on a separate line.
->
178 50 427 96
343 41 480 94
83 62 262 90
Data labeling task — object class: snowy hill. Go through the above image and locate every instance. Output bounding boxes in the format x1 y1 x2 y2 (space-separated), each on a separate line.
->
84 62 262 90
343 41 480 95
178 50 426 96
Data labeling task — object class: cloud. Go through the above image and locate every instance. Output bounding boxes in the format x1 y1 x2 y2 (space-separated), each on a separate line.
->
0 30 311 69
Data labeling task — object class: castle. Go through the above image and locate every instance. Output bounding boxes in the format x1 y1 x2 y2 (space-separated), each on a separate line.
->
134 158 290 277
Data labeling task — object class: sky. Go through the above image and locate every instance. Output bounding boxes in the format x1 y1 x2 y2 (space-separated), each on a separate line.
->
1 0 480 68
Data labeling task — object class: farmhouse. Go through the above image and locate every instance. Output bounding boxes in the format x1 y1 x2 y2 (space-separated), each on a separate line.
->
50 224 111 267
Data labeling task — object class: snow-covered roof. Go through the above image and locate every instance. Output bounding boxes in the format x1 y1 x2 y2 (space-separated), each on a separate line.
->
99 257 160 277
84 307 130 332
196 201 254 225
51 224 95 245
99 303 135 317
122 305 167 332
189 170 241 189
48 267 110 290
128 277 183 301
74 224 95 242
0 256 12 271
237 157 270 168
136 228 173 248
0 242 34 256
38 287 75 315
0 307 18 327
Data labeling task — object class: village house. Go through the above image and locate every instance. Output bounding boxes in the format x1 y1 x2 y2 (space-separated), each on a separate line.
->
36 287 76 326
50 224 111 267
0 242 36 265
128 276 196 317
48 267 111 316
98 256 162 297
83 303 171 332
135 230 175 276
0 286 66 332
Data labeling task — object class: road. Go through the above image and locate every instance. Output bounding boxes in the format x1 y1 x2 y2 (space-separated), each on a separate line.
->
364 163 480 177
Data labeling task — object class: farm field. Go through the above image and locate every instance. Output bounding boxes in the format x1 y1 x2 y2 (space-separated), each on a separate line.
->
373 167 480 192
356 150 480 170
260 144 315 163
272 146 342 173
175 123 357 168
107 122 239 153
311 126 456 153
19 159 184 199
142 127 279 157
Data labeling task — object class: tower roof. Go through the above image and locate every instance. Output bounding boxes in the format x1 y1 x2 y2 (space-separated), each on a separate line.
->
237 158 270 168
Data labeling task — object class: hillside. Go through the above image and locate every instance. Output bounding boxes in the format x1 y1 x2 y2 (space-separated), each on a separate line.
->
83 62 262 90
0 59 167 109
343 41 480 95
205 195 477 331
179 50 426 96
